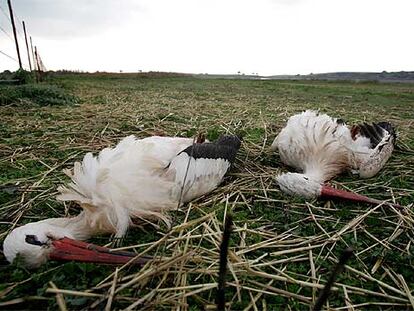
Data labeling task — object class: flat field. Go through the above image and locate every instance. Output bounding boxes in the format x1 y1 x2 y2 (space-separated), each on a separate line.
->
0 74 413 310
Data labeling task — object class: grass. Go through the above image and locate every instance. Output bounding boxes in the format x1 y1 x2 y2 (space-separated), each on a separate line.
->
0 73 413 310
0 83 79 106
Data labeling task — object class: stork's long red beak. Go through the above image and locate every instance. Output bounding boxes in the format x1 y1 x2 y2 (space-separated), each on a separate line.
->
320 184 402 209
49 237 152 265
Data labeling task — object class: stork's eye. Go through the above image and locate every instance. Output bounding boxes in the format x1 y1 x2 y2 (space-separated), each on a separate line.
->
303 177 309 181
25 235 45 246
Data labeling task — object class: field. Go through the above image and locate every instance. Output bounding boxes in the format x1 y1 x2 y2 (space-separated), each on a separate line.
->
0 74 413 310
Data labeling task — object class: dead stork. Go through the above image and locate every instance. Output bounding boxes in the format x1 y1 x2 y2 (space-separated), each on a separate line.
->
3 134 241 268
271 110 398 206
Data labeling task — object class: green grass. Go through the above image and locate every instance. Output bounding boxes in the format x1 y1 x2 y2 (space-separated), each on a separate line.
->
0 74 413 310
0 83 79 106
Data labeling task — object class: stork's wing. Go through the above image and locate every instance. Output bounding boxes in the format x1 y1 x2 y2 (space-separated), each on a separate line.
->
352 122 396 178
57 135 196 236
167 136 241 203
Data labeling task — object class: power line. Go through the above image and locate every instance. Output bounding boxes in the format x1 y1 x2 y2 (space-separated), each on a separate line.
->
0 24 13 40
0 3 10 22
0 49 18 62
0 2 15 42
1 0 38 71
6 1 26 40
14 17 25 39
0 49 29 70
14 8 23 27
1 1 25 42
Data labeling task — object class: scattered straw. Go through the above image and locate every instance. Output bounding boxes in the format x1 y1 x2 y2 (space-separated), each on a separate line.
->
1 76 413 309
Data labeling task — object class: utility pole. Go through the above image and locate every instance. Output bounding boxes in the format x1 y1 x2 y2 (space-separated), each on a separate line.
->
34 46 41 82
30 37 39 82
22 21 32 71
30 36 36 71
7 0 22 69
34 46 41 72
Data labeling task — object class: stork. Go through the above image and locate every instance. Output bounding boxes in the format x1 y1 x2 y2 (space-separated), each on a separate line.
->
271 110 398 206
3 134 241 268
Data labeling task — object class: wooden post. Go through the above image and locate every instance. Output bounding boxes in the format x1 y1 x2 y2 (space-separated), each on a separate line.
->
34 46 40 71
22 21 32 71
7 0 22 69
31 37 39 82
30 36 36 71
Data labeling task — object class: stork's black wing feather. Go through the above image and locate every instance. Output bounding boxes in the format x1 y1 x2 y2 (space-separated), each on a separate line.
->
180 135 241 163
377 122 397 142
358 122 396 148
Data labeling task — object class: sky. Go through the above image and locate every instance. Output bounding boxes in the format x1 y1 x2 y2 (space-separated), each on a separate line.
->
0 0 413 75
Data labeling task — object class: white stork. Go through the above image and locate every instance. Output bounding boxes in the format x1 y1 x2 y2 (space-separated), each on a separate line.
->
3 134 241 268
271 110 398 206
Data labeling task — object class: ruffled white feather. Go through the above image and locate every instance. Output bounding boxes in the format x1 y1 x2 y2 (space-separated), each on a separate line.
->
57 135 233 237
272 110 395 198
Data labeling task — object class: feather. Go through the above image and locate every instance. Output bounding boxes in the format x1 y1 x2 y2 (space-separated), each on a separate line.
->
274 110 396 184
274 110 350 182
56 135 239 237
168 135 240 202
168 153 231 202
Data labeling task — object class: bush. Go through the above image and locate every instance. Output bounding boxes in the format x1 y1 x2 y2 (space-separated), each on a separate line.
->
0 84 79 106
14 69 36 84
0 70 13 80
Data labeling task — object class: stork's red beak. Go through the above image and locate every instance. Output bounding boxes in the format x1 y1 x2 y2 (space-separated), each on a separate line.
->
49 237 152 265
320 184 402 209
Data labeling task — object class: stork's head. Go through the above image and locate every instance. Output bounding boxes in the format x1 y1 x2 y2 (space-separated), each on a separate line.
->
3 220 74 268
276 172 403 209
276 172 322 199
3 218 151 268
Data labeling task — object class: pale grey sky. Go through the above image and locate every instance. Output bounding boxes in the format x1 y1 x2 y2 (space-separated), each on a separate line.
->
0 0 413 75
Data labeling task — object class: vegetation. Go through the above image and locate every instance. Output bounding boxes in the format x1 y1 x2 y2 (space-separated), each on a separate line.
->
0 69 36 83
0 74 413 310
0 83 79 106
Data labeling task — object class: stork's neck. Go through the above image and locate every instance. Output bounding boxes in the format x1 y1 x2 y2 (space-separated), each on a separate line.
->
44 212 112 241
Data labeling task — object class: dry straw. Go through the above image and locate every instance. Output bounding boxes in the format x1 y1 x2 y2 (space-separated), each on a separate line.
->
1 76 413 309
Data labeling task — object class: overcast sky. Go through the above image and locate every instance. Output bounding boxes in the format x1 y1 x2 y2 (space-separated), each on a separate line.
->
0 0 413 75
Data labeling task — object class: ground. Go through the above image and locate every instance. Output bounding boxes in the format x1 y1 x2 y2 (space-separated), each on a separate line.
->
0 74 413 310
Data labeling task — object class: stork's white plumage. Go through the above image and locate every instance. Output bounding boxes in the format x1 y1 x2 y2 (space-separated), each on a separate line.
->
272 110 397 205
3 134 241 268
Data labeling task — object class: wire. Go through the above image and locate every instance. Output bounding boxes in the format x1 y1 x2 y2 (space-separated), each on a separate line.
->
0 24 13 40
0 3 11 22
37 52 46 71
0 1 38 70
14 10 24 29
14 19 25 39
0 2 25 41
0 49 18 62
9 2 26 39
